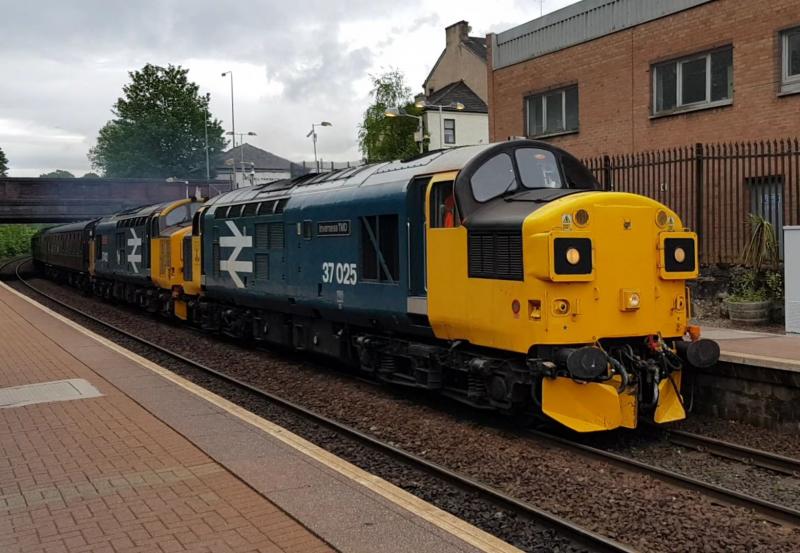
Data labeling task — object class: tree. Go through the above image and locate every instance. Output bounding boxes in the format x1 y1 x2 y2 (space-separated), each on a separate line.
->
89 63 226 179
0 147 8 177
81 172 101 178
358 70 421 163
39 170 75 178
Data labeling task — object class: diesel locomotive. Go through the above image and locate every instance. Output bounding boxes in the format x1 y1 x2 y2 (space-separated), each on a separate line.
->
32 140 719 432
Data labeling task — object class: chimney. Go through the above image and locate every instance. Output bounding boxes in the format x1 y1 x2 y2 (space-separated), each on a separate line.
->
445 20 470 48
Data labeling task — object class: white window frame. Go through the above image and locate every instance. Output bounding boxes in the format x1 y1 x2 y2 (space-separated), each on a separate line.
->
782 27 800 93
443 118 456 145
652 47 733 116
525 85 578 138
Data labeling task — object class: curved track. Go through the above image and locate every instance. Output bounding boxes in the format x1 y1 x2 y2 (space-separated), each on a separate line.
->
5 257 635 553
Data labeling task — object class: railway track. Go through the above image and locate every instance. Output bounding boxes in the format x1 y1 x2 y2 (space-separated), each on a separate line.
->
657 427 800 476
5 257 634 553
527 428 800 527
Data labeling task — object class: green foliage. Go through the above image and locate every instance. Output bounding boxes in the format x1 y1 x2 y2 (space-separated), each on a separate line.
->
0 225 39 258
0 147 8 177
358 70 420 163
81 172 101 178
728 215 783 303
741 213 778 272
89 63 226 179
39 169 75 178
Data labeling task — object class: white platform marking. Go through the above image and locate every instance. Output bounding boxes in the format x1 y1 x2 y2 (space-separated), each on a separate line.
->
0 378 102 408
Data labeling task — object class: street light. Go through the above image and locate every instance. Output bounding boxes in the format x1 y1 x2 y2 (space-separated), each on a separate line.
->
385 107 424 153
306 122 332 172
221 71 236 152
415 100 464 150
166 177 190 199
203 92 211 181
226 131 257 188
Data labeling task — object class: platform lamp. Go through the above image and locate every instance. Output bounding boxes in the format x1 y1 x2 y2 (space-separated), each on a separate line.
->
307 122 332 172
415 100 464 149
385 107 424 153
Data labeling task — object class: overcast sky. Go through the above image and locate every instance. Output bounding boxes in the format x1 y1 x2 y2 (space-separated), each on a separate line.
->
0 0 575 177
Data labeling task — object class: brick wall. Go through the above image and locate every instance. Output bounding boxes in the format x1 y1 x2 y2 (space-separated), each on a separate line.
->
488 0 800 158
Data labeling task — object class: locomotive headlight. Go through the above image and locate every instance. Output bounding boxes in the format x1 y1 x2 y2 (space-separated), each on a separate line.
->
674 247 686 263
566 247 581 265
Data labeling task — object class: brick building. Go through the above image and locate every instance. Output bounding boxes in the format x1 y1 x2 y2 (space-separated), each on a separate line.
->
487 0 800 158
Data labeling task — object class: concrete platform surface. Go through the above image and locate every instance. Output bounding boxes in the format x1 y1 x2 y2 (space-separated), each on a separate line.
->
702 326 800 372
0 281 519 553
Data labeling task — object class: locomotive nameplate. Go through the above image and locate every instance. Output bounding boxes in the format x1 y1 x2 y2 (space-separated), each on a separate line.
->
317 220 351 236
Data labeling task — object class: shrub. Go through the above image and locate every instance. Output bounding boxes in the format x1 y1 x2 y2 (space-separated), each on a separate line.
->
0 225 40 258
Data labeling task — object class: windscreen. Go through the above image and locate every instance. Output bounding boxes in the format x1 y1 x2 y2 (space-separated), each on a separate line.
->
515 148 563 189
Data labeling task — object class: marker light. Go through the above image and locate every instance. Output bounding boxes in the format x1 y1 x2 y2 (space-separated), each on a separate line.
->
575 209 589 226
656 210 668 227
674 247 686 263
628 293 640 308
566 247 581 265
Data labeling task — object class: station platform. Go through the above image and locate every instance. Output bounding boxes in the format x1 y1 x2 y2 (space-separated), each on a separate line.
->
702 326 800 372
0 282 518 553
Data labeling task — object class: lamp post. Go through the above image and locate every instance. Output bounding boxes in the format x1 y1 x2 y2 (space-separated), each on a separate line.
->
226 131 257 187
166 177 190 199
384 107 424 153
203 93 211 181
220 71 236 152
415 100 464 150
306 122 332 172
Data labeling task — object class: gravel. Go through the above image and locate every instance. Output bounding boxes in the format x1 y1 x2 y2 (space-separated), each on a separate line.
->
9 268 800 553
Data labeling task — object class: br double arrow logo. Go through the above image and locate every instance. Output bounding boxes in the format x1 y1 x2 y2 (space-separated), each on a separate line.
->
220 221 253 288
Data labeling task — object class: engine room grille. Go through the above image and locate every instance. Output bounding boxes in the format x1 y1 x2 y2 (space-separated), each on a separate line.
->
468 231 523 280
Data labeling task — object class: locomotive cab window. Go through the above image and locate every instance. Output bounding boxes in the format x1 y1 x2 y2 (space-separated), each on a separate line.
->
429 181 459 228
360 214 399 283
515 148 562 189
471 152 516 202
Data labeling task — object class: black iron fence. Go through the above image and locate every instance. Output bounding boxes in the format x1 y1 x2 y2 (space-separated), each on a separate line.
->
584 139 800 265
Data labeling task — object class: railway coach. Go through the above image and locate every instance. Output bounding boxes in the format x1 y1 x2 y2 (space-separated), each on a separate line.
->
181 139 719 432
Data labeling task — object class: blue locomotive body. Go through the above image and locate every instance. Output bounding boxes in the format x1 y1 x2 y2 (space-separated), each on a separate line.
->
201 161 433 338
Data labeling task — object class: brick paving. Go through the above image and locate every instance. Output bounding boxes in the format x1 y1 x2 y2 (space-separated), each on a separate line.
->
0 288 334 553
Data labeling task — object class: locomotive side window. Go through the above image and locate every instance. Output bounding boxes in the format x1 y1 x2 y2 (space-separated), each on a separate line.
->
429 181 459 228
471 153 516 202
360 214 399 283
515 148 562 189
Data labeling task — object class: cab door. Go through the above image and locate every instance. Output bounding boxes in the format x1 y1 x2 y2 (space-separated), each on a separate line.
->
424 171 467 339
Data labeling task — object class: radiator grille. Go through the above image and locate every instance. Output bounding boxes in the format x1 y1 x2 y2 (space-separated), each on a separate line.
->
269 223 284 249
183 236 193 281
255 223 269 248
468 231 523 280
255 254 269 281
212 243 220 277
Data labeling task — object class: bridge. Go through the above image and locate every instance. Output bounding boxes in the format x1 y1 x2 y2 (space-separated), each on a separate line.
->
0 178 232 223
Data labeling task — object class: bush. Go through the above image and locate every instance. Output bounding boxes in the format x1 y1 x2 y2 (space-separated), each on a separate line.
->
0 225 40 258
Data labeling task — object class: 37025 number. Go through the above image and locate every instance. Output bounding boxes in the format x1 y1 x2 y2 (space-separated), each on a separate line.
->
321 262 357 285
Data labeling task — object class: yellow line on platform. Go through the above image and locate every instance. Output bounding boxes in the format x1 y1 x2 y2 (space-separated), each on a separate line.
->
1 281 522 553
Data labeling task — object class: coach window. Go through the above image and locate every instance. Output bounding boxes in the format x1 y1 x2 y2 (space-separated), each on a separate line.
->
526 85 578 138
782 27 800 94
429 181 459 228
652 46 733 115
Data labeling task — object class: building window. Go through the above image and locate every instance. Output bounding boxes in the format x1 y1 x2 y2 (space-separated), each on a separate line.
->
443 119 456 144
653 46 733 115
782 27 800 93
525 85 578 138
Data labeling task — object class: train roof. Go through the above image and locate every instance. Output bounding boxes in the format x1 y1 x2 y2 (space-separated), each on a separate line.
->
38 219 97 236
207 143 499 207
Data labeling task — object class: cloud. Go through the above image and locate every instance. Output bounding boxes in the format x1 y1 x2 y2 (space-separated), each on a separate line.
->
0 0 578 176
